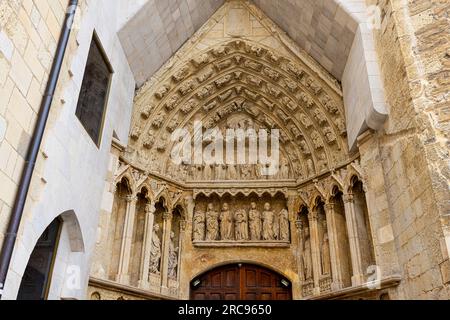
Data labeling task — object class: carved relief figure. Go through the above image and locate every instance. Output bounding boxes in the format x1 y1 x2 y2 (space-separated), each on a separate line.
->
203 163 213 180
262 203 275 240
205 203 219 240
302 226 313 280
226 164 238 180
219 203 233 240
149 224 162 274
193 210 206 241
168 231 179 279
279 159 290 179
278 209 290 241
248 202 262 240
215 164 226 180
321 232 331 275
234 209 249 241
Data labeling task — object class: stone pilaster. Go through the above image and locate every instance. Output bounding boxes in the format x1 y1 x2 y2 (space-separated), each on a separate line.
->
160 211 173 292
138 201 156 289
116 195 137 284
309 211 321 295
343 193 365 286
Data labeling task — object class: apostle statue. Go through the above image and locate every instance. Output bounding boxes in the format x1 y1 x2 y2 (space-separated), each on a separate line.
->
192 210 205 241
149 224 161 274
234 209 249 241
205 203 219 240
168 231 179 279
219 203 233 240
278 208 290 241
321 232 331 275
302 226 313 280
262 202 275 240
248 202 262 240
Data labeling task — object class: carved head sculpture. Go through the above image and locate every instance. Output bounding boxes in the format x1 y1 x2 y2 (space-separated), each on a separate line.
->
250 202 257 209
154 224 160 232
207 203 214 211
264 202 271 211
170 231 175 239
222 203 229 211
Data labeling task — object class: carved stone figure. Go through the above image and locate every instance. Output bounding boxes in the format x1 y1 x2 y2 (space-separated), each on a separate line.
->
205 203 219 240
226 164 238 180
302 226 313 280
193 165 203 180
279 159 290 179
234 209 248 241
240 164 253 179
278 209 289 241
307 158 315 176
203 163 213 180
219 203 233 240
321 232 331 275
215 164 226 180
149 224 162 274
248 202 262 240
168 231 179 279
193 210 206 241
262 203 275 240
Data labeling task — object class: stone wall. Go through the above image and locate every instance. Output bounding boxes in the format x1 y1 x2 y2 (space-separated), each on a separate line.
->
0 0 138 299
360 0 450 299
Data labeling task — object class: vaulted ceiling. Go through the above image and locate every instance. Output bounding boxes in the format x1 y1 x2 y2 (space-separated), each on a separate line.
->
118 0 365 87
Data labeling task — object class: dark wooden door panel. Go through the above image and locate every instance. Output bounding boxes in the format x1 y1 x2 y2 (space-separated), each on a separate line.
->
191 264 292 300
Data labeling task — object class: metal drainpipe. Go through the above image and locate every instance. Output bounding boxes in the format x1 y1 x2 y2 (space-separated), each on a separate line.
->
0 0 79 299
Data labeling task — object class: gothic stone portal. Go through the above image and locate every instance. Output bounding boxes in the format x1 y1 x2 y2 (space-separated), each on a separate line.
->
190 264 292 300
92 1 377 300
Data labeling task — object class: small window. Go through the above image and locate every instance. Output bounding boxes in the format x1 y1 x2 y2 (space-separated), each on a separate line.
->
75 33 113 146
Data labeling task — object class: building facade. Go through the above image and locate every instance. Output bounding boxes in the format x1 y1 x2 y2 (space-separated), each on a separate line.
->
0 0 448 300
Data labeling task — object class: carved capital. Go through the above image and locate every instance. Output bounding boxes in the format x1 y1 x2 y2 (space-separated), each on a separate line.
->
343 193 354 204
126 195 136 203
325 202 334 212
163 212 173 221
145 202 156 214
308 211 318 222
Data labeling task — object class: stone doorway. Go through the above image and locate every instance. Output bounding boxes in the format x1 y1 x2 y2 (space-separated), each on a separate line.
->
190 263 292 300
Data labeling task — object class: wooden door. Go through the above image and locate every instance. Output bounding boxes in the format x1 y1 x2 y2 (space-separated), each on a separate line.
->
190 264 291 300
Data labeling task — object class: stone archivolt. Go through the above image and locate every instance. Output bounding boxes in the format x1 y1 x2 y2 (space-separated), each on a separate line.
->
97 1 382 300
128 40 349 183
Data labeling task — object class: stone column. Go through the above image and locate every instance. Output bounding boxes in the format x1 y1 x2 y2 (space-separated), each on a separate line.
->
324 202 343 290
116 195 137 284
295 220 305 282
176 220 186 285
309 211 321 295
343 193 365 286
138 201 156 289
160 211 173 293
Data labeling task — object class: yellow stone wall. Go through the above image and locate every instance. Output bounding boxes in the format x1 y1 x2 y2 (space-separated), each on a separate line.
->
361 0 450 299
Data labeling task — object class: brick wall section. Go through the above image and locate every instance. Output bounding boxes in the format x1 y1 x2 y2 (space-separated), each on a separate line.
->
363 0 450 299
